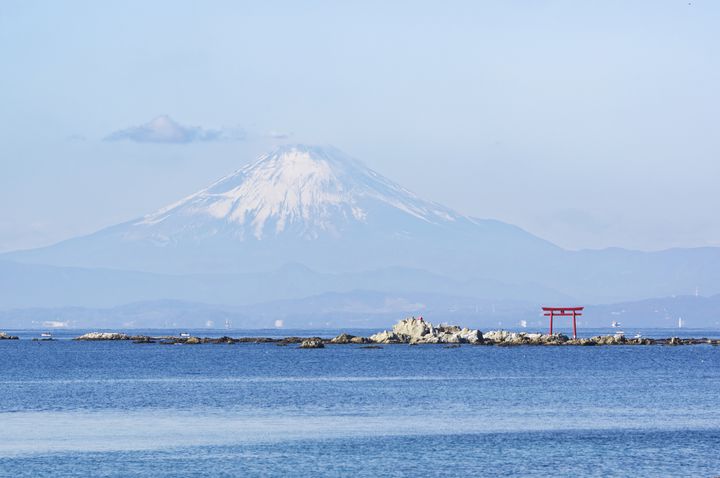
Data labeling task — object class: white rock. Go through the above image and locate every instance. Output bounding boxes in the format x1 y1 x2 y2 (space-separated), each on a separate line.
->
75 332 131 341
369 330 398 344
373 318 483 344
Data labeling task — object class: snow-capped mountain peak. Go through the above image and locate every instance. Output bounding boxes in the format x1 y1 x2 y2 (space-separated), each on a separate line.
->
138 145 463 240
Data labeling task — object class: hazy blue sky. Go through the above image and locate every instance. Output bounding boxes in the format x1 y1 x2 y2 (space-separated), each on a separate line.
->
1 0 718 252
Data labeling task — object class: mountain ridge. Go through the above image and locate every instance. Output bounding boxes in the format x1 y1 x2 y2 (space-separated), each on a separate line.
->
2 144 720 305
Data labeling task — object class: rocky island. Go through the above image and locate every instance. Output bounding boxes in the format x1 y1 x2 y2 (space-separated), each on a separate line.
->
61 317 720 347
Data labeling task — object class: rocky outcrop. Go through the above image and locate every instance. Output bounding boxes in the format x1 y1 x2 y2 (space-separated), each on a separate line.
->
370 318 483 344
277 336 306 345
481 331 663 346
368 330 400 344
74 332 132 341
133 336 156 344
300 338 325 349
589 335 627 346
330 333 371 344
68 326 710 347
482 331 570 346
0 332 19 340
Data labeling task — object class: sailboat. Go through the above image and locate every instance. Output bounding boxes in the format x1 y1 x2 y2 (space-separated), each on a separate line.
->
611 321 621 328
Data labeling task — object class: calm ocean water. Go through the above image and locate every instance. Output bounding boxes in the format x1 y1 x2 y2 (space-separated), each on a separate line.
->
1 328 719 477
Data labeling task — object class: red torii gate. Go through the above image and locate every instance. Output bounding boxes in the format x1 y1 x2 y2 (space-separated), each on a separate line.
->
542 306 584 339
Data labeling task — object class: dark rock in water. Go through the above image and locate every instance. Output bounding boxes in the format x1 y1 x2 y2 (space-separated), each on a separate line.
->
230 337 276 343
198 336 231 344
629 338 655 345
299 338 325 349
278 337 306 345
444 344 461 348
252 337 277 343
133 338 156 344
360 345 383 349
0 332 19 340
208 336 240 344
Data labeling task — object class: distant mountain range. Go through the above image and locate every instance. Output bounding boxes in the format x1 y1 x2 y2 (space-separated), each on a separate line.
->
2 145 719 328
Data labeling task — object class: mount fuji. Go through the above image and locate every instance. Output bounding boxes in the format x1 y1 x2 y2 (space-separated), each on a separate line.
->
4 145 559 277
4 144 720 309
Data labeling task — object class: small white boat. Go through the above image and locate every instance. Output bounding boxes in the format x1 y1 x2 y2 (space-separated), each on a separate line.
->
611 321 621 328
40 332 53 338
179 333 191 338
614 330 625 338
634 333 642 339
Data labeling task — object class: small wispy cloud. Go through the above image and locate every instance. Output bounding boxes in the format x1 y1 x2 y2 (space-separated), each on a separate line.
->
267 130 293 140
105 115 245 144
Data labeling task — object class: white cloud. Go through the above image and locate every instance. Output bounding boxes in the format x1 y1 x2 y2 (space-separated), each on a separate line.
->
105 115 245 144
268 130 293 140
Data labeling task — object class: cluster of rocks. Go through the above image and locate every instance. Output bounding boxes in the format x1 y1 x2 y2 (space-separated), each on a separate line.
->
63 321 720 348
0 332 19 340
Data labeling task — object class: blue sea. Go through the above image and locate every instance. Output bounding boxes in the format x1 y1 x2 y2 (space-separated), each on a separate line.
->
1 328 719 477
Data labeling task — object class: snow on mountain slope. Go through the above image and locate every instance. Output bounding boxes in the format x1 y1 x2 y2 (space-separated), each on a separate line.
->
136 145 465 241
